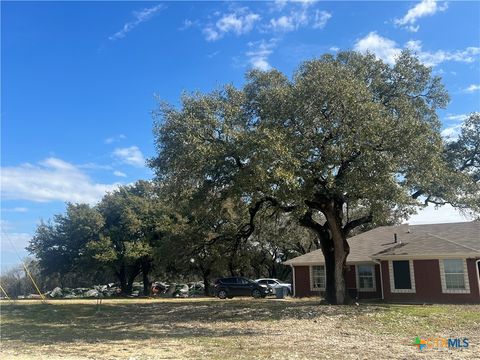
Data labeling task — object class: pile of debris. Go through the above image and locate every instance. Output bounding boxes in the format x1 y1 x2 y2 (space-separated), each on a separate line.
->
151 281 205 297
47 283 121 298
16 281 207 299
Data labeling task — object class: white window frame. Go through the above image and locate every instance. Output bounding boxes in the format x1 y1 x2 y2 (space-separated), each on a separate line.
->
356 264 376 292
439 259 470 294
310 265 326 291
389 260 416 293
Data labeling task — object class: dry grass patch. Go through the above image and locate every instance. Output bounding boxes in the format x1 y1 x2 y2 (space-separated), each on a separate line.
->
1 298 479 359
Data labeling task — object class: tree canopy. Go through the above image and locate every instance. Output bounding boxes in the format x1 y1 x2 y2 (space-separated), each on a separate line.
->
150 50 479 304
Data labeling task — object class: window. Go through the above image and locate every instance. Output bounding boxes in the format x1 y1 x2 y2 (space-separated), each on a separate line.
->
389 260 416 293
393 261 411 289
311 266 326 290
440 259 470 294
357 264 375 291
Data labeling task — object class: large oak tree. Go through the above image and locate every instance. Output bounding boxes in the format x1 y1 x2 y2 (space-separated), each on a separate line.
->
150 51 479 304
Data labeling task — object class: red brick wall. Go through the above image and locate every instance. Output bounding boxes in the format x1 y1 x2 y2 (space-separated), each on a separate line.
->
345 265 357 288
293 266 320 297
382 258 480 304
293 264 383 299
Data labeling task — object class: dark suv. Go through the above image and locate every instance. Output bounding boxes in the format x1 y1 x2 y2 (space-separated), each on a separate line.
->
214 277 271 299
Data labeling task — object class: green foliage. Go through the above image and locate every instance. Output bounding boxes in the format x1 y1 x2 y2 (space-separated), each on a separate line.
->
151 50 470 231
150 50 478 303
28 203 104 281
28 181 172 293
441 112 480 214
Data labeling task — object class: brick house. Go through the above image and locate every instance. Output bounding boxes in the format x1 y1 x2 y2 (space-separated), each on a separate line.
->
284 222 480 303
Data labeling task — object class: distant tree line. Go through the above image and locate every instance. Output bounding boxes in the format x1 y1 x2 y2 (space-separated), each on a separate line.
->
18 181 319 297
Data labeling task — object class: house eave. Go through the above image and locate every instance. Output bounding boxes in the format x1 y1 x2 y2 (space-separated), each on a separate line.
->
284 260 378 266
371 253 480 261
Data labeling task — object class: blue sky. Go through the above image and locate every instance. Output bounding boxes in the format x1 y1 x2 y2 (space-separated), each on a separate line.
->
2 0 479 270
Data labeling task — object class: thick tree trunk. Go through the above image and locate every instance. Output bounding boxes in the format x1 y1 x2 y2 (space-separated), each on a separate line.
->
126 267 140 295
117 266 127 294
299 210 337 303
142 270 149 296
322 247 336 304
202 270 211 296
228 262 236 277
324 207 351 305
141 261 151 296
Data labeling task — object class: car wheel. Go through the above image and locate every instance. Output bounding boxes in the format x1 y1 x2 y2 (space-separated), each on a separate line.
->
217 290 227 299
252 289 262 299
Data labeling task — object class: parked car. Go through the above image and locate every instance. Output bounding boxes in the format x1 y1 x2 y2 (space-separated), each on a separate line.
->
255 278 292 295
214 277 271 299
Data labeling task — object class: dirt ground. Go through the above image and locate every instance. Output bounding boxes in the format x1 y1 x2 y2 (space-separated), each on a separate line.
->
1 298 479 359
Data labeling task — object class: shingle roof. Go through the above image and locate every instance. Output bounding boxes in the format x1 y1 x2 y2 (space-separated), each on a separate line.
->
372 222 480 258
283 221 480 265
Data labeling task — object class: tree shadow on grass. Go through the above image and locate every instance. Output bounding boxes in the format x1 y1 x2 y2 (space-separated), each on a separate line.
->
1 299 392 345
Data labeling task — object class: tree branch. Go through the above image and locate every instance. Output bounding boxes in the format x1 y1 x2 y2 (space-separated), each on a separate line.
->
343 213 373 236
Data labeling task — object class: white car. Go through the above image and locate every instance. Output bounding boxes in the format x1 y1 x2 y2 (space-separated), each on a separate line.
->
255 278 292 295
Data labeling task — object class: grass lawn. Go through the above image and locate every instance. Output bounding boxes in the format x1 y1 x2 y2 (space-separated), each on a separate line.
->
1 298 479 359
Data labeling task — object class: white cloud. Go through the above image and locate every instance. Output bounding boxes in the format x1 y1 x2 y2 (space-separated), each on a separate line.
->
463 84 480 93
355 32 480 67
109 4 164 41
329 46 340 52
270 15 296 32
180 19 198 31
444 114 469 122
407 204 474 225
217 12 260 35
395 0 448 32
113 146 146 167
354 32 401 65
104 134 126 144
203 27 221 42
246 39 277 71
113 170 127 178
406 41 480 67
312 10 332 29
1 158 119 204
203 9 261 41
200 3 330 41
441 125 462 140
441 113 469 140
268 6 331 32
